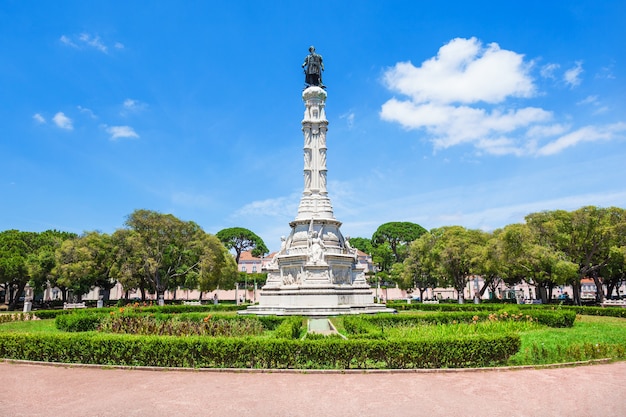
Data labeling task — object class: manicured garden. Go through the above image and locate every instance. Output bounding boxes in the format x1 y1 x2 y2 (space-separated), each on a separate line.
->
0 304 625 369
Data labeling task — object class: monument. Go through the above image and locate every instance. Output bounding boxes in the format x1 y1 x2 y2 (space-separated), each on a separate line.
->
241 47 394 316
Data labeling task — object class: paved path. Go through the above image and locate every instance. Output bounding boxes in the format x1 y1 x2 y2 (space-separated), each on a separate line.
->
1 360 625 417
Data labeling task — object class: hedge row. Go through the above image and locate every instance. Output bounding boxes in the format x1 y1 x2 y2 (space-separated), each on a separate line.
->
560 305 626 319
0 332 519 369
387 301 626 319
345 310 576 331
34 303 246 320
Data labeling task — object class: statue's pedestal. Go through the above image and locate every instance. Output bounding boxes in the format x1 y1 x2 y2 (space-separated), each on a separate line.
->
241 285 393 316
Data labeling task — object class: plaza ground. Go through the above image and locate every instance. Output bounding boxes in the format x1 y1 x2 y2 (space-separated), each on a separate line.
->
1 360 625 416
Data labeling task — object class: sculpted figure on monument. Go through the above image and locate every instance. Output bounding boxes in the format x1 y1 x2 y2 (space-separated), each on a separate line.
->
308 230 326 264
302 46 325 88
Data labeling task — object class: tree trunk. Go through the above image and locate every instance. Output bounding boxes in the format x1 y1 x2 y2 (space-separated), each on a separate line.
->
537 285 548 304
591 272 604 303
457 286 465 304
572 280 582 305
140 287 146 301
8 282 26 311
606 283 615 299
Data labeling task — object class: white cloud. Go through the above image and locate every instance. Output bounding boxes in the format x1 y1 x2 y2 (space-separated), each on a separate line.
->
233 194 299 218
53 112 73 130
536 123 626 156
380 98 551 152
78 33 107 53
59 35 78 48
60 33 121 54
380 38 622 157
33 113 46 124
121 98 147 115
383 37 535 105
540 63 560 79
564 61 583 87
77 105 97 118
105 125 139 140
577 95 598 106
340 112 355 129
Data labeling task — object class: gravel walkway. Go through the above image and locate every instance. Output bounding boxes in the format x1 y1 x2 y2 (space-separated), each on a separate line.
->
1 360 625 417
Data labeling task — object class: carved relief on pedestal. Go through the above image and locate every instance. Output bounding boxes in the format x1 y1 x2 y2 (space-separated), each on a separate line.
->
331 268 352 285
281 266 303 285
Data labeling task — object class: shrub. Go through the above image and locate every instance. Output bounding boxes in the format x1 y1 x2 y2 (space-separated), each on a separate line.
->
55 313 102 332
273 316 304 339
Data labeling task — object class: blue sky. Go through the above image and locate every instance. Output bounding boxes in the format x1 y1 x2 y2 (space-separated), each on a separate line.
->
1 0 625 251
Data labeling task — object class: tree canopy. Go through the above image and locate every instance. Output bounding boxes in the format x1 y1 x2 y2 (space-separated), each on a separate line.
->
216 227 269 264
372 222 427 264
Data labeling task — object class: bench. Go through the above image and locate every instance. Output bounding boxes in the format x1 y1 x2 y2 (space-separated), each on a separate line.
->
63 302 87 309
183 301 202 306
423 300 439 304
601 300 626 308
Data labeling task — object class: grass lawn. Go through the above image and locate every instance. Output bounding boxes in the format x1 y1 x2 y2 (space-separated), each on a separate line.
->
0 319 59 334
508 315 626 365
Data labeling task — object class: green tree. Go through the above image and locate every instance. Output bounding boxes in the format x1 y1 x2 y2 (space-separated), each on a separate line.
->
429 226 486 304
525 206 626 304
601 246 626 299
347 237 373 255
0 230 74 309
402 234 440 300
27 230 76 299
473 230 507 299
0 230 36 309
372 222 427 264
110 229 149 300
196 233 238 293
498 222 577 303
52 232 117 302
113 210 234 301
216 227 268 265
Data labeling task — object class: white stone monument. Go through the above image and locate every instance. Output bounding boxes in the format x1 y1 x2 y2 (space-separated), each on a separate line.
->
241 84 394 316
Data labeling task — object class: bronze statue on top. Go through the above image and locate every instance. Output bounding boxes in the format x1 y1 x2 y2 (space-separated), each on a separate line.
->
302 46 325 88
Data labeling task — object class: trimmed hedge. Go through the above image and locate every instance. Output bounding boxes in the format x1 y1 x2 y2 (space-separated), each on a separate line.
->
345 310 576 330
387 301 626 319
34 303 246 320
0 331 519 369
273 316 304 339
55 313 102 332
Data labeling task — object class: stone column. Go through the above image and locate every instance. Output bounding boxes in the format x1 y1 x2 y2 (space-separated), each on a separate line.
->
296 86 334 221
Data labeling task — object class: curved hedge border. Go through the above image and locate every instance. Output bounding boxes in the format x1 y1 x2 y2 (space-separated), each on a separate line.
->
34 304 246 320
387 301 626 319
0 332 519 369
346 310 576 329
